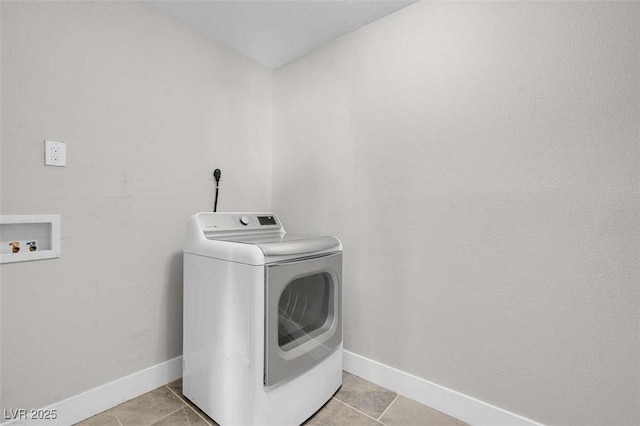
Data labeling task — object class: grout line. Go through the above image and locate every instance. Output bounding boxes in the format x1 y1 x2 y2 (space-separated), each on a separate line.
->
331 397 383 424
164 384 186 404
146 405 184 426
110 413 124 426
183 405 214 426
165 384 215 426
377 394 399 422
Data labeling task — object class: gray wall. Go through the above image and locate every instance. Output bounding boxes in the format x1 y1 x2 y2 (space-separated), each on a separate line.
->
272 2 639 425
0 1 271 411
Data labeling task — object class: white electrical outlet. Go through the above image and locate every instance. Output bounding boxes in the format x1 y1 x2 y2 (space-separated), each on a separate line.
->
44 140 66 167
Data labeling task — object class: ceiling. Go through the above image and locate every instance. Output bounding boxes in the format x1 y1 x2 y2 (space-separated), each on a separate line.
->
151 1 417 69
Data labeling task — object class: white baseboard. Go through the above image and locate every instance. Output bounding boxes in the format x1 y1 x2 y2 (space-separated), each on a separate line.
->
1 356 182 426
343 350 542 426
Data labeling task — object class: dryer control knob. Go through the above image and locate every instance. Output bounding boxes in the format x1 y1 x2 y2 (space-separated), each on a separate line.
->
239 215 251 226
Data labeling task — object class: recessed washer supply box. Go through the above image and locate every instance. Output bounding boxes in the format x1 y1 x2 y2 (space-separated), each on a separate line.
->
0 215 61 264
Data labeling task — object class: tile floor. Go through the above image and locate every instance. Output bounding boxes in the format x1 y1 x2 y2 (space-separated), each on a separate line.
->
76 372 467 426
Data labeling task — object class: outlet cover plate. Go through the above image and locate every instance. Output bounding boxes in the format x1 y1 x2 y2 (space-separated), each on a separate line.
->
44 140 66 167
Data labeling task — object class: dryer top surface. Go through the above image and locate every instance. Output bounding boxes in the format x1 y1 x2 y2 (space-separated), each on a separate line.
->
185 212 341 264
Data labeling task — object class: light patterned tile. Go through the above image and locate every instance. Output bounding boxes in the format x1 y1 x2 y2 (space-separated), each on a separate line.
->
305 398 382 426
109 386 185 426
334 372 397 418
74 412 121 426
380 395 468 426
165 379 218 425
167 378 182 395
151 406 209 426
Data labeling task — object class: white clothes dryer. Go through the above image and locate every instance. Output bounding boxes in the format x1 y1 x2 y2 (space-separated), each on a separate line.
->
183 212 343 426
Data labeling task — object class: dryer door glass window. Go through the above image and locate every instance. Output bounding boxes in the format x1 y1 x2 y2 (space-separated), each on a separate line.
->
278 273 333 350
265 252 342 386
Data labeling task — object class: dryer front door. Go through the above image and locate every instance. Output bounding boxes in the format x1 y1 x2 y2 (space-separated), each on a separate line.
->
264 252 342 386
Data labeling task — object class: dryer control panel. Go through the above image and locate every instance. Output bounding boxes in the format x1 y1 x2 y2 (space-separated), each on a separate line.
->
257 215 277 226
238 214 277 227
194 212 282 238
